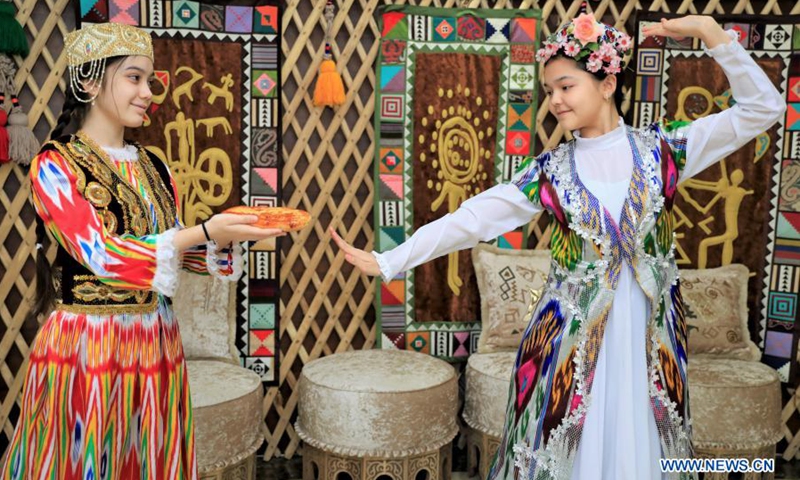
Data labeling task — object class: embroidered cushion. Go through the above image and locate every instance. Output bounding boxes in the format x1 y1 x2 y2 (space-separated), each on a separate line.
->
472 243 551 354
680 264 760 361
172 271 238 361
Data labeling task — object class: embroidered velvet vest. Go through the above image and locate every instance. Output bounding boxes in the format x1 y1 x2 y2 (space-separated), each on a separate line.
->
38 134 177 315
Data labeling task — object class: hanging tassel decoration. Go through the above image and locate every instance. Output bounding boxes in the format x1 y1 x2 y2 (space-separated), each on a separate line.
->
312 0 345 108
0 2 28 57
7 100 39 165
0 53 35 164
0 92 10 164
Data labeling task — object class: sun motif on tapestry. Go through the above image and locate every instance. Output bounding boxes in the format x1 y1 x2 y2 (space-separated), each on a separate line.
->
418 84 493 295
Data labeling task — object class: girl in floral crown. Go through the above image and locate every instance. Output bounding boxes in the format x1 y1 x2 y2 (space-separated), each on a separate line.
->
1 22 284 479
333 10 783 480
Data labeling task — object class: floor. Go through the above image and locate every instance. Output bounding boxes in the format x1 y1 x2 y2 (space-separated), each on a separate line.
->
254 449 800 480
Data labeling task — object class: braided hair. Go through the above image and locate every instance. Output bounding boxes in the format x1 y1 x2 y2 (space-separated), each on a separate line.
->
28 56 125 324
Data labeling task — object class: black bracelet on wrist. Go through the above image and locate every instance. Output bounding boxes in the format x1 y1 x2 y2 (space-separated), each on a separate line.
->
201 221 212 242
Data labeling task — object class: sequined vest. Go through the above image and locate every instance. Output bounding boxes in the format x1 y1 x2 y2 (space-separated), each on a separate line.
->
506 121 693 471
38 135 177 314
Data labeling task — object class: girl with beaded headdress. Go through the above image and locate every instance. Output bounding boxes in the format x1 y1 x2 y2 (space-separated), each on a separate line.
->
332 10 784 480
1 22 283 479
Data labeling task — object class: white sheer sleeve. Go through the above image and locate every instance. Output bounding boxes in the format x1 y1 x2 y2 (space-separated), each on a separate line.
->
679 30 785 181
372 183 539 282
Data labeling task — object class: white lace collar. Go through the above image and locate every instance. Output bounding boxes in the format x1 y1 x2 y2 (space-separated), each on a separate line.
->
101 144 139 162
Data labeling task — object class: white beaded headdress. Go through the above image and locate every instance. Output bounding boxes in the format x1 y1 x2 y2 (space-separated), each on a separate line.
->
64 23 154 103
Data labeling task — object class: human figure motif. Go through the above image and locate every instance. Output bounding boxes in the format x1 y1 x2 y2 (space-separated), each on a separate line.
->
679 167 754 268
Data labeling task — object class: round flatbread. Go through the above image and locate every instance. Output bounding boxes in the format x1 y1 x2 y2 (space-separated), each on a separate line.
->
223 206 311 232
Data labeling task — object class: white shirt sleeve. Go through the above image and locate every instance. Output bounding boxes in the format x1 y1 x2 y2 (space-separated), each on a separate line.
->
372 183 540 282
681 30 786 181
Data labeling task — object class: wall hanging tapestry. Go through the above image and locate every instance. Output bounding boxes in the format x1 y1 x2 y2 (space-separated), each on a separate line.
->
633 13 798 382
374 5 541 361
78 0 281 385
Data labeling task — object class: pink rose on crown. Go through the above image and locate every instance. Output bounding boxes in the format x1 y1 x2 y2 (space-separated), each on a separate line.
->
572 13 604 45
535 49 548 63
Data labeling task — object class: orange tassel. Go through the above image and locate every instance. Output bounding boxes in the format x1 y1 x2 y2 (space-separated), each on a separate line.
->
313 1 345 108
314 59 345 107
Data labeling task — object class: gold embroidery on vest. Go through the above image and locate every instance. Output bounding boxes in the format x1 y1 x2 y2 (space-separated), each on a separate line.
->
45 134 177 313
85 181 112 208
100 209 118 232
133 145 175 231
72 276 152 304
116 183 148 236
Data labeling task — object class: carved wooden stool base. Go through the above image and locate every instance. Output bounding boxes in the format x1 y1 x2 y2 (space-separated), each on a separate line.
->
465 426 500 479
302 443 452 480
199 452 256 480
694 445 776 480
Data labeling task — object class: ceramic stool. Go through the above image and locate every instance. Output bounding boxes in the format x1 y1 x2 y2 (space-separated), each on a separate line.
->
463 352 515 479
296 350 458 480
688 357 782 480
187 360 264 480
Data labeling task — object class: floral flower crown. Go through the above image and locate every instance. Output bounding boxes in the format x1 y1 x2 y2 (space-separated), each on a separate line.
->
535 13 632 75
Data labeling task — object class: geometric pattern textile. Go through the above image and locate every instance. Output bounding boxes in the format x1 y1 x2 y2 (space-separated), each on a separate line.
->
634 13 799 382
375 5 541 361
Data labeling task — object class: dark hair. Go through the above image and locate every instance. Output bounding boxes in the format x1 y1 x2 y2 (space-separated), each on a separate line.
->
546 54 628 113
29 56 126 323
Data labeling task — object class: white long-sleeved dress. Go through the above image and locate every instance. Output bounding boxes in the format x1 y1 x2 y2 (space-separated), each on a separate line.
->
373 33 784 480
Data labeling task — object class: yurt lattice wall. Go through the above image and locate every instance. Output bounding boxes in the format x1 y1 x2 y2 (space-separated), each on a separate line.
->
1 0 800 463
0 0 73 454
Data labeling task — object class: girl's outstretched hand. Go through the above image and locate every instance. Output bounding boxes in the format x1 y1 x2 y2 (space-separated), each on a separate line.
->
329 227 381 277
642 16 731 49
206 213 285 245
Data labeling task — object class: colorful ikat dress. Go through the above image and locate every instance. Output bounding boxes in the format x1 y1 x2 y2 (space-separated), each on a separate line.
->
2 132 242 480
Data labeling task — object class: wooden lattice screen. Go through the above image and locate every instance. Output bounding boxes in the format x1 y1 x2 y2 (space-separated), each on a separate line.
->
0 0 72 455
2 0 800 464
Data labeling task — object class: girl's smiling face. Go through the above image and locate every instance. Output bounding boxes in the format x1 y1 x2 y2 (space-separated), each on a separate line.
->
543 56 617 134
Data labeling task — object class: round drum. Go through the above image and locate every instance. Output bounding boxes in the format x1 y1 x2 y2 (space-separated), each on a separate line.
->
187 360 264 473
296 349 458 457
464 352 515 438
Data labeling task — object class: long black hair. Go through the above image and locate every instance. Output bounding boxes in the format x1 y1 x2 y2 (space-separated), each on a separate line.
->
29 56 126 323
